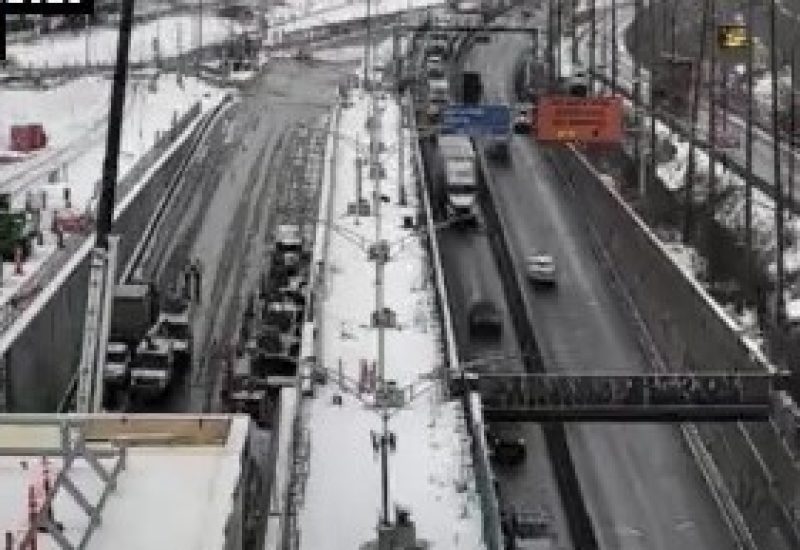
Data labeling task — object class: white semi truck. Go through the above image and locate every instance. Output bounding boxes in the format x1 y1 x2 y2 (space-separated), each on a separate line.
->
438 135 479 224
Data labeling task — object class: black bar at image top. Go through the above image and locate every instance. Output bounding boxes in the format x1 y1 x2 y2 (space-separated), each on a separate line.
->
2 0 94 15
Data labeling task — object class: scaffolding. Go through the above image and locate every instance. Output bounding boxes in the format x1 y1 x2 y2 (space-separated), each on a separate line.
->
2 418 127 550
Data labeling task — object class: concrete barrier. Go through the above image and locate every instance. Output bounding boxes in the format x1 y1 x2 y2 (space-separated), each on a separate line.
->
547 145 800 547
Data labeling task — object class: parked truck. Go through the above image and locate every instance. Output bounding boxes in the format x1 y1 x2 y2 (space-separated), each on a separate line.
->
104 283 158 391
438 135 479 225
461 71 483 104
425 77 451 122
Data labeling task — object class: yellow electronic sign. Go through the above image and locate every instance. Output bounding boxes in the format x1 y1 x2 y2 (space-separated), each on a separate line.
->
718 24 749 49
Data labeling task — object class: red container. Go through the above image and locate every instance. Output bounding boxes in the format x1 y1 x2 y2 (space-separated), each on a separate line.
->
9 124 47 152
31 124 46 149
10 126 33 152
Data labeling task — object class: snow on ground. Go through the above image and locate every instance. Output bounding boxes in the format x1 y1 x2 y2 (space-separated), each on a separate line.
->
6 15 244 68
1 72 224 210
271 0 444 35
298 88 484 549
0 72 226 316
0 76 111 155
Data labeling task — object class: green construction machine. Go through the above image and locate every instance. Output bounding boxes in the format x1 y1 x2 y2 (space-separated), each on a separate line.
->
0 193 38 260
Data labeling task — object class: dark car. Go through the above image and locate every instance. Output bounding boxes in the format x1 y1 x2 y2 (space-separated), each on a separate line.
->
513 105 533 134
486 425 527 466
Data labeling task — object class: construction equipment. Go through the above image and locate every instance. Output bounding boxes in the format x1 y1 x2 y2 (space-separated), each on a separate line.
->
0 193 38 260
103 283 158 402
130 335 176 400
76 0 135 414
153 291 193 369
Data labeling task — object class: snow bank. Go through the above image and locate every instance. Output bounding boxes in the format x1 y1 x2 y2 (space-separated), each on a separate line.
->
6 15 244 68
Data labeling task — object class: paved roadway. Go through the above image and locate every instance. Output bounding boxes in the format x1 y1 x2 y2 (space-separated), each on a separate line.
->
128 58 348 413
465 19 737 550
434 174 574 548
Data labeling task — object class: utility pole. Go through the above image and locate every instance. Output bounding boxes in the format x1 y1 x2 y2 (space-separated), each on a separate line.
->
85 15 90 68
648 0 658 211
571 0 578 65
684 0 710 243
611 0 617 93
198 0 203 74
671 0 677 99
744 0 754 311
364 0 372 89
556 0 562 82
548 0 556 87
708 0 718 264
77 0 134 413
790 45 796 210
590 0 596 90
633 0 642 199
770 0 786 331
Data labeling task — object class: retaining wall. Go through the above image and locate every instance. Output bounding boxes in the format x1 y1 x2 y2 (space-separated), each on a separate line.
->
0 100 220 412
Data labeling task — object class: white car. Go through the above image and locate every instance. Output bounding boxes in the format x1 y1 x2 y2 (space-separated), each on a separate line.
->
525 254 556 286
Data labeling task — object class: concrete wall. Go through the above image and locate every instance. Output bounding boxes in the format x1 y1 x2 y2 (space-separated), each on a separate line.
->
547 146 800 546
1 101 220 412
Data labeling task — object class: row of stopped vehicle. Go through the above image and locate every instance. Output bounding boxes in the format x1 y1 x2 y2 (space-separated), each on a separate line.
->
221 224 311 428
104 282 193 406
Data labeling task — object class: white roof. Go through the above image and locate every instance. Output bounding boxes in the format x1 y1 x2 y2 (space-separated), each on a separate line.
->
439 135 475 160
0 414 250 550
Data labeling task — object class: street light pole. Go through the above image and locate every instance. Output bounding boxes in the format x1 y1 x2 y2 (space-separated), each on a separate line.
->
770 0 786 331
684 0 710 243
648 0 658 210
708 0 718 258
611 0 617 93
571 0 578 64
364 0 372 89
744 0 754 310
590 0 596 89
